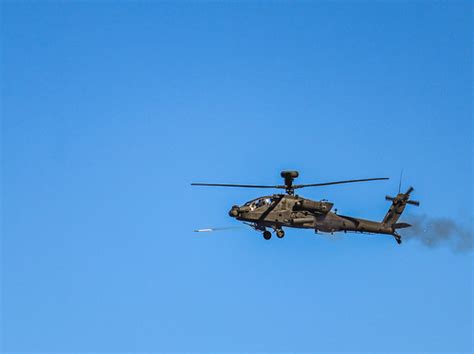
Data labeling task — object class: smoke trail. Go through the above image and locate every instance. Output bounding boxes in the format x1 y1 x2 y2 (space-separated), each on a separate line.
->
194 226 242 233
403 214 473 252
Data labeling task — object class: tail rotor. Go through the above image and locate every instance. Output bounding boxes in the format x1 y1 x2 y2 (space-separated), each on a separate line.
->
385 186 420 207
383 184 420 245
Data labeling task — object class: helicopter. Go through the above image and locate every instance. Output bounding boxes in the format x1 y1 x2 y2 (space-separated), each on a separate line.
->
191 171 419 244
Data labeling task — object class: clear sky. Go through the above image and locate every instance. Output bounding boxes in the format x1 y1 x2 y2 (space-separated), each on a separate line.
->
1 1 472 353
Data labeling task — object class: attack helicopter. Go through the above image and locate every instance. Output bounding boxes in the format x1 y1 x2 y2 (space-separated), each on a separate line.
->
191 171 419 244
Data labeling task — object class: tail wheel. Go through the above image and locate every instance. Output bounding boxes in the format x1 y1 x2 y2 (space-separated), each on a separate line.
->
276 229 285 238
263 230 272 240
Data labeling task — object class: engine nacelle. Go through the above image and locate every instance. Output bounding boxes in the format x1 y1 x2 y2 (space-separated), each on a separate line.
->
295 199 333 214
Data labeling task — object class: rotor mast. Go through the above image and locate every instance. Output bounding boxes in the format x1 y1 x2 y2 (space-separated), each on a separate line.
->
281 170 299 195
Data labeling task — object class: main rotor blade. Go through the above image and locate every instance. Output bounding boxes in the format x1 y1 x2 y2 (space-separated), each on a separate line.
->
293 177 389 189
192 178 389 190
191 183 282 189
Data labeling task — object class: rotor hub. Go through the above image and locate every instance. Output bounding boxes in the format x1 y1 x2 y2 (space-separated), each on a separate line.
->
280 170 299 195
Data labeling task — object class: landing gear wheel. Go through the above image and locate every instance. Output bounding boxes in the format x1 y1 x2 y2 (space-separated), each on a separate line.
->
276 229 285 238
263 230 272 240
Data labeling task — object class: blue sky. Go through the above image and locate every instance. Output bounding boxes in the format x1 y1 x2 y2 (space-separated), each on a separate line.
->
1 1 472 352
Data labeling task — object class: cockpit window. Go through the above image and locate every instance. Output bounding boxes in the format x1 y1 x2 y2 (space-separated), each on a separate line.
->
255 198 272 208
245 197 273 210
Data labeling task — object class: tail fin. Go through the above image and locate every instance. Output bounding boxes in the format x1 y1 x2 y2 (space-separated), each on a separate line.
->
383 186 420 226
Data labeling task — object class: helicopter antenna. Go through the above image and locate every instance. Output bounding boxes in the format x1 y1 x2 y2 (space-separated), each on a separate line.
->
191 171 389 195
398 170 403 194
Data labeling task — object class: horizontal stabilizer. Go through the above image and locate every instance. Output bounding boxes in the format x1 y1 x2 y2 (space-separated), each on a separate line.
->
393 222 411 229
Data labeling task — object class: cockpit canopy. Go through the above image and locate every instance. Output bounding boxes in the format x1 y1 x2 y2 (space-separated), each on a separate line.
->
244 196 274 210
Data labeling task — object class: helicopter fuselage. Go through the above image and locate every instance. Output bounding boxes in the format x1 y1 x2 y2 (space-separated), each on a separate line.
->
229 194 399 236
193 170 418 243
